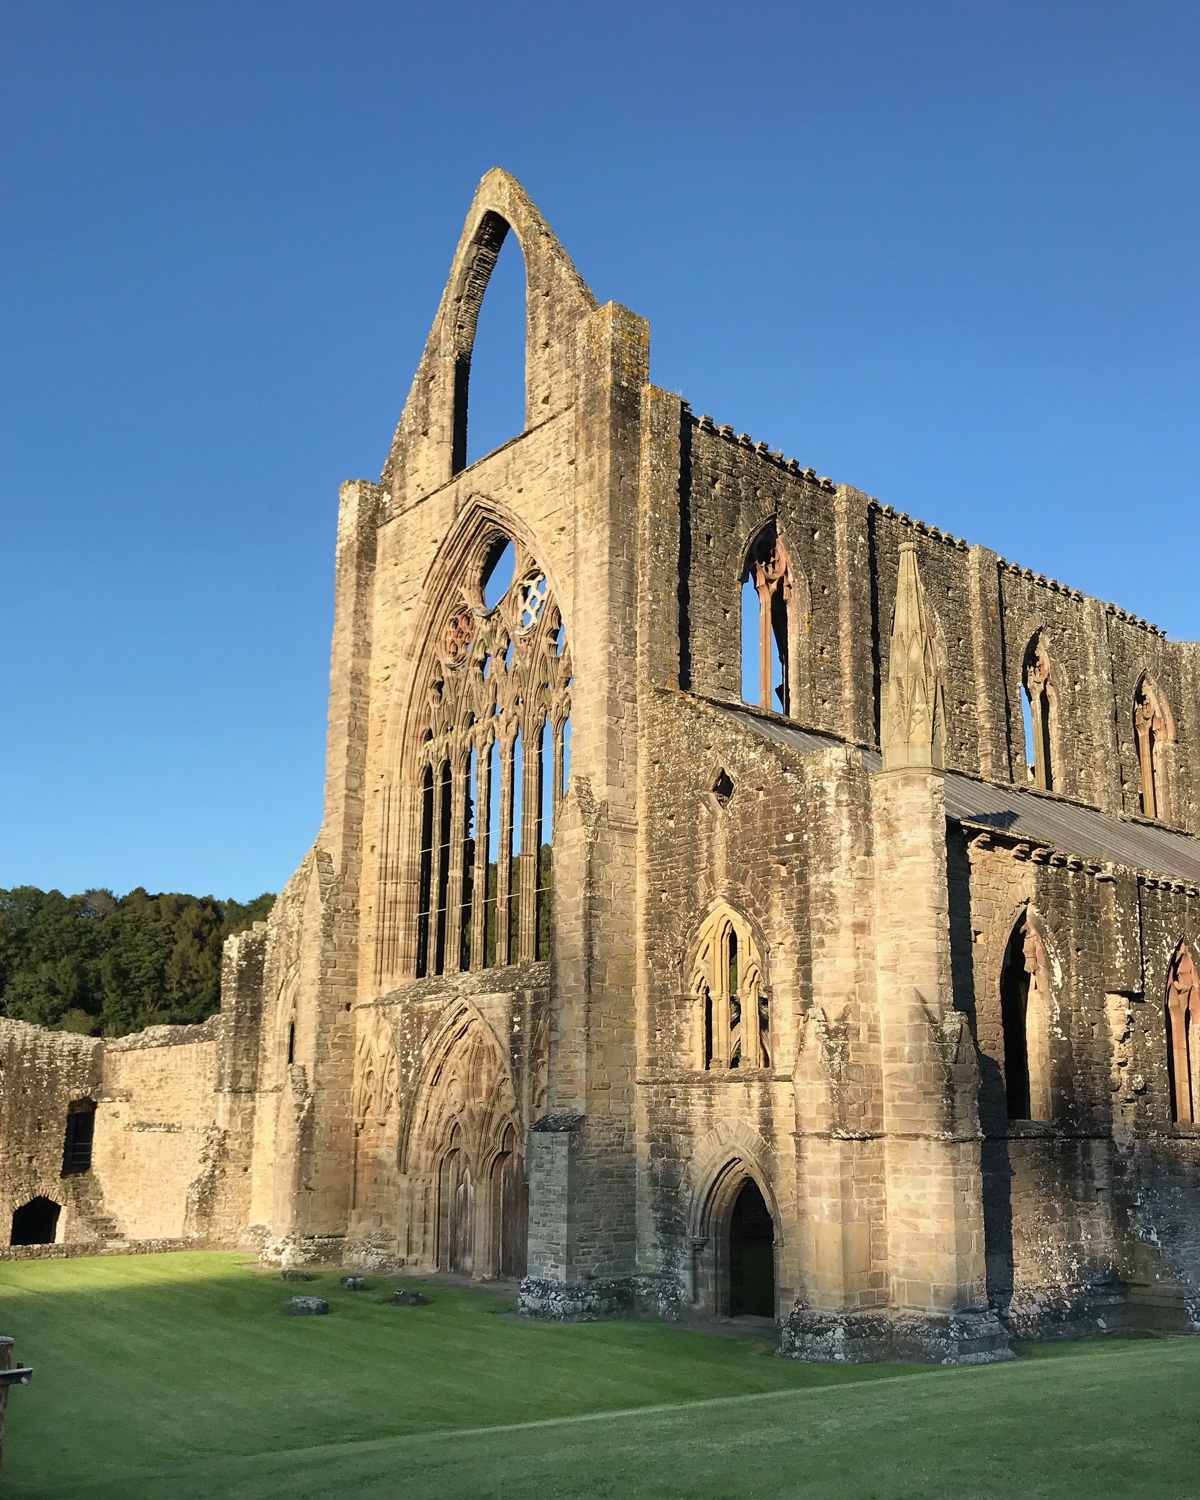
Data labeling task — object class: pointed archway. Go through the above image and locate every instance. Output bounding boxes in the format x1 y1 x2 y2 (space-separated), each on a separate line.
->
404 1008 527 1279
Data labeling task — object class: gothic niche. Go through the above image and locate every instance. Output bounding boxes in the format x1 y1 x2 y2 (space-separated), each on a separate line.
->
689 906 769 1071
376 533 571 983
350 1014 401 1224
1165 944 1200 1125
408 1011 527 1278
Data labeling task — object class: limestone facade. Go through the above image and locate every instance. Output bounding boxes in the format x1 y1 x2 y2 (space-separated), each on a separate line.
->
6 169 1200 1360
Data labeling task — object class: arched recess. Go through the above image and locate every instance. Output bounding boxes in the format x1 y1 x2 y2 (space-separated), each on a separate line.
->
740 520 813 720
687 904 771 1072
1021 631 1059 792
1133 673 1177 822
401 1007 526 1278
383 168 599 500
999 906 1055 1121
688 1146 780 1319
350 1011 401 1222
373 503 572 986
1165 942 1200 1124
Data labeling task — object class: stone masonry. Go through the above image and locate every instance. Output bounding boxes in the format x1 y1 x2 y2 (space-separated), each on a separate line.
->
5 169 1200 1361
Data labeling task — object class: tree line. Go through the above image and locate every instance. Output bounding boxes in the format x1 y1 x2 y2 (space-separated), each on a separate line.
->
0 886 275 1037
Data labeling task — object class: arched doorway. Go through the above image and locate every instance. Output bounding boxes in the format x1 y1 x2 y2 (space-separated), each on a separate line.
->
728 1179 775 1317
10 1196 61 1246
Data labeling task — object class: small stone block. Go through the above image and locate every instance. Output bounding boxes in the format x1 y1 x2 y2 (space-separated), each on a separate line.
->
282 1270 313 1282
390 1287 430 1306
341 1276 366 1291
289 1296 329 1315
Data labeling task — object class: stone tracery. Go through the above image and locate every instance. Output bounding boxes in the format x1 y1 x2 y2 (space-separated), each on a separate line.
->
375 532 571 984
1134 674 1175 822
689 906 769 1071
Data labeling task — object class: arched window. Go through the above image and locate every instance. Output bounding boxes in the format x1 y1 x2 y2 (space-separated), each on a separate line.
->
404 533 571 982
1000 910 1053 1120
448 213 528 473
1022 634 1057 791
741 524 793 714
1134 675 1175 821
689 907 769 1071
1165 944 1200 1124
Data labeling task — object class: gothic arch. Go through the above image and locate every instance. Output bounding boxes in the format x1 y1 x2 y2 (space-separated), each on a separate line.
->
1165 940 1200 1125
401 1005 526 1277
1133 672 1177 822
383 168 599 498
373 500 572 984
350 1010 401 1220
685 902 771 1072
687 1128 780 1318
998 904 1056 1121
740 517 813 720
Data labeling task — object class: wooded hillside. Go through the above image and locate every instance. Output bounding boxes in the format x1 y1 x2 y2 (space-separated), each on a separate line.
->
0 886 274 1037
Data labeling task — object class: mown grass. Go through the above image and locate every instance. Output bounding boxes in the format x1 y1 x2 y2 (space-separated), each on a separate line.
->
0 1251 1196 1498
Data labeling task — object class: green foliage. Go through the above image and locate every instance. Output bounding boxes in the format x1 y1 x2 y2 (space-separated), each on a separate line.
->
0 886 274 1037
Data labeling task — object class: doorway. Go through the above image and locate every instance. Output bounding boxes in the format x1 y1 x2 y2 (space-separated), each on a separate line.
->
10 1196 61 1246
728 1178 775 1317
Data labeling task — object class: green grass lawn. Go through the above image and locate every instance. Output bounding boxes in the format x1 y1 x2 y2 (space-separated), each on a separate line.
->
0 1252 1196 1498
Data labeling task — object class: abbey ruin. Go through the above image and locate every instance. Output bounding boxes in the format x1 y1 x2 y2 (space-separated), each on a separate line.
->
5 169 1200 1363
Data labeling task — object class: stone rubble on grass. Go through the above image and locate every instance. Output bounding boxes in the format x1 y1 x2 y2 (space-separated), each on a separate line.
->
289 1296 329 1315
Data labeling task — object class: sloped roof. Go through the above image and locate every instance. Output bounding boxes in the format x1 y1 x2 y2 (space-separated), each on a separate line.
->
715 703 1200 889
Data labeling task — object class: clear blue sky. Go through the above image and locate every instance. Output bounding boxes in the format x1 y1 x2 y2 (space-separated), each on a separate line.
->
3 1 1198 901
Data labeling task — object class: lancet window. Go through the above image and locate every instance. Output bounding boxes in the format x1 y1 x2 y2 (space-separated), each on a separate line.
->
689 907 769 1071
1165 944 1200 1124
742 524 794 715
1022 634 1057 792
1134 675 1174 821
396 536 571 981
1000 910 1053 1121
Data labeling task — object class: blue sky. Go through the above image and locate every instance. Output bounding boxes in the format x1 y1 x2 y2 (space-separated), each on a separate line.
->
2 1 1198 900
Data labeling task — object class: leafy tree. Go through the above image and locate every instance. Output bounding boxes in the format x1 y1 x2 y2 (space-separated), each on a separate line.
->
0 886 275 1037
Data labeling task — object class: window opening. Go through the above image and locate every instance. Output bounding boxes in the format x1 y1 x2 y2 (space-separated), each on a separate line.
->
1134 678 1172 821
61 1100 96 1176
728 1179 774 1317
482 540 515 611
1166 945 1200 1124
509 728 524 962
434 760 453 975
10 1196 60 1247
741 527 792 714
464 229 527 468
1000 912 1052 1120
415 764 435 978
391 536 572 982
1022 637 1055 792
286 1022 296 1065
689 908 768 1070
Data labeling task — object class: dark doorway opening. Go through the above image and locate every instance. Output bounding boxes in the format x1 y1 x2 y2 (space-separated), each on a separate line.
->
728 1178 774 1317
10 1196 61 1247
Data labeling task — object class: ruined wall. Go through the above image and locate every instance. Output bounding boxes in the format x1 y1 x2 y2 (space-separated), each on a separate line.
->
0 1020 103 1246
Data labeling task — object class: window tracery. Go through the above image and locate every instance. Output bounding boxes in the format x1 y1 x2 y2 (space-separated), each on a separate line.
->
1165 944 1200 1125
392 535 570 982
689 907 769 1071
